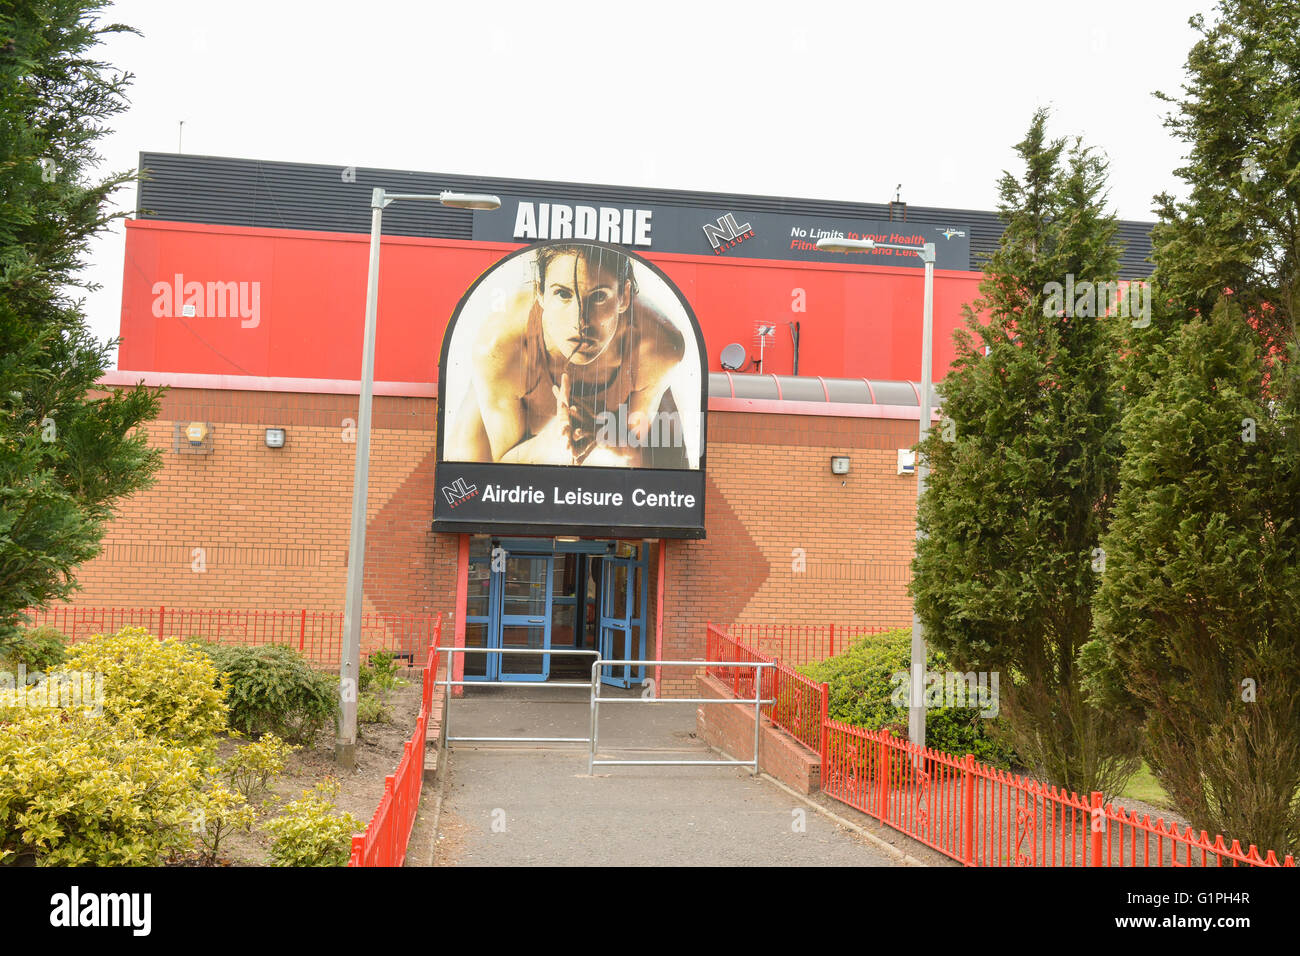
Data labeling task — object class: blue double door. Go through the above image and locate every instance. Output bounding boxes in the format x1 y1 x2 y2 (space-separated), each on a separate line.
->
465 538 647 686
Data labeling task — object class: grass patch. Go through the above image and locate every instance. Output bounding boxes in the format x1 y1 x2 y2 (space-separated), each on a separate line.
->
1118 761 1172 809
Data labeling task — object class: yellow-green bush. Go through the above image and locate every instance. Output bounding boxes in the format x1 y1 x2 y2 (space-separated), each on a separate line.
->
0 711 203 866
222 732 297 803
262 781 362 867
193 772 256 863
59 626 227 744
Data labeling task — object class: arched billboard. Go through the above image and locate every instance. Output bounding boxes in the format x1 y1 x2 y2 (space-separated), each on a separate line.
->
433 240 707 538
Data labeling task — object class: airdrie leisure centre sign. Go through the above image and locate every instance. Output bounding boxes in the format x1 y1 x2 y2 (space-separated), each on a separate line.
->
433 240 708 539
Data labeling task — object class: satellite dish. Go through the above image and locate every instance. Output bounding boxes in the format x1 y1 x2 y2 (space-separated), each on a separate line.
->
720 343 748 371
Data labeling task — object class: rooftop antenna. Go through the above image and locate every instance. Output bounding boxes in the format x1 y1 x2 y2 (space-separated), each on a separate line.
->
889 184 906 222
178 120 185 153
755 324 776 373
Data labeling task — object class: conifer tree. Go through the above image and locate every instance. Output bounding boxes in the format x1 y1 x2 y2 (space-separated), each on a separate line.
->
912 109 1141 796
1092 0 1300 854
0 1 161 638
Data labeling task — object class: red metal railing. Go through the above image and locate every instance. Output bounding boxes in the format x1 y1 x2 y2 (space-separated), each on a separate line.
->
705 624 767 700
20 605 441 669
823 719 1295 867
706 624 828 754
766 658 827 753
713 622 1296 868
349 617 443 867
725 623 890 666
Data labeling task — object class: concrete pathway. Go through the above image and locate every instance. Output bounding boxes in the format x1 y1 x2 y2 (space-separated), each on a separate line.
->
431 688 899 866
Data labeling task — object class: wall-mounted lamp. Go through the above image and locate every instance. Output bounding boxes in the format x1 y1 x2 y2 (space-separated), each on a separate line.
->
265 427 286 449
830 456 850 475
897 450 916 475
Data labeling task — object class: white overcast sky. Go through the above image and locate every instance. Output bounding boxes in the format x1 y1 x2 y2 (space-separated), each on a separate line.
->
82 0 1211 363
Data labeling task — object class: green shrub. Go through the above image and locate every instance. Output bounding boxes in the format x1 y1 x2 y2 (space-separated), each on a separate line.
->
800 628 1018 768
360 651 405 693
208 645 337 745
357 691 389 726
59 626 227 744
262 781 362 867
183 636 225 657
0 711 203 866
222 732 297 803
0 625 67 671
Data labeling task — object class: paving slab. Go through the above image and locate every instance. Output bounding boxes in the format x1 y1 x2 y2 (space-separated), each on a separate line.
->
432 689 899 866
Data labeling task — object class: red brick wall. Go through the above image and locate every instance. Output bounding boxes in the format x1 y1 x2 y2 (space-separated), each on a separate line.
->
658 412 919 695
67 388 919 692
72 388 453 620
695 674 822 793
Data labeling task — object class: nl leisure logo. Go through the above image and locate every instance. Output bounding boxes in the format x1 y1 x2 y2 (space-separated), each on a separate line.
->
703 213 754 255
441 477 479 508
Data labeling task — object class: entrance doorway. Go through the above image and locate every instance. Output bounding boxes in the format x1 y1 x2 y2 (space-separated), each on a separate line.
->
464 537 648 685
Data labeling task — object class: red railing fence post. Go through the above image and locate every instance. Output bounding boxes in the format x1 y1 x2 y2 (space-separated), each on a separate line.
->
876 733 889 821
962 754 975 865
819 682 829 789
299 608 307 652
1090 791 1105 868
829 623 835 659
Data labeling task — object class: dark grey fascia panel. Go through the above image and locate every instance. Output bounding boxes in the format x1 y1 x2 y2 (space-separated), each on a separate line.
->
136 152 1154 277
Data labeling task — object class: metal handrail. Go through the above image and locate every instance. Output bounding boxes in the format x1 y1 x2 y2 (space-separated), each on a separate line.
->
437 646 601 746
435 648 777 775
588 659 775 775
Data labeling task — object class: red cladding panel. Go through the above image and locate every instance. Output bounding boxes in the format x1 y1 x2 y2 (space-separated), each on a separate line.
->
118 219 983 382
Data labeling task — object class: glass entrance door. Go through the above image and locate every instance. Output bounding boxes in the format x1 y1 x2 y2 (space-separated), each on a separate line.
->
598 553 646 688
496 553 554 682
462 536 646 684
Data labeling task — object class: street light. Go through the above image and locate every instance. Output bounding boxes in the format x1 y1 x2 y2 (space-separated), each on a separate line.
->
337 186 501 769
816 235 936 749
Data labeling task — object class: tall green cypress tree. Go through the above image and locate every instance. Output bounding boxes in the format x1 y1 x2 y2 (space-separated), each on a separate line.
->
912 109 1141 796
1092 0 1300 854
0 1 162 638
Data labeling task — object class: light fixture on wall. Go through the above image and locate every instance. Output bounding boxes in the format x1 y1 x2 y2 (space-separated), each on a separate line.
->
265 427 286 449
830 456 850 475
897 450 916 475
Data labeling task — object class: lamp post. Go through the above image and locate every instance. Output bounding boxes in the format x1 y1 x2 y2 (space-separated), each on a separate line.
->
337 187 500 769
815 235 936 749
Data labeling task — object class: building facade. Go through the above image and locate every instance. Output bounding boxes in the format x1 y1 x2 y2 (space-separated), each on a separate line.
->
70 154 1153 692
